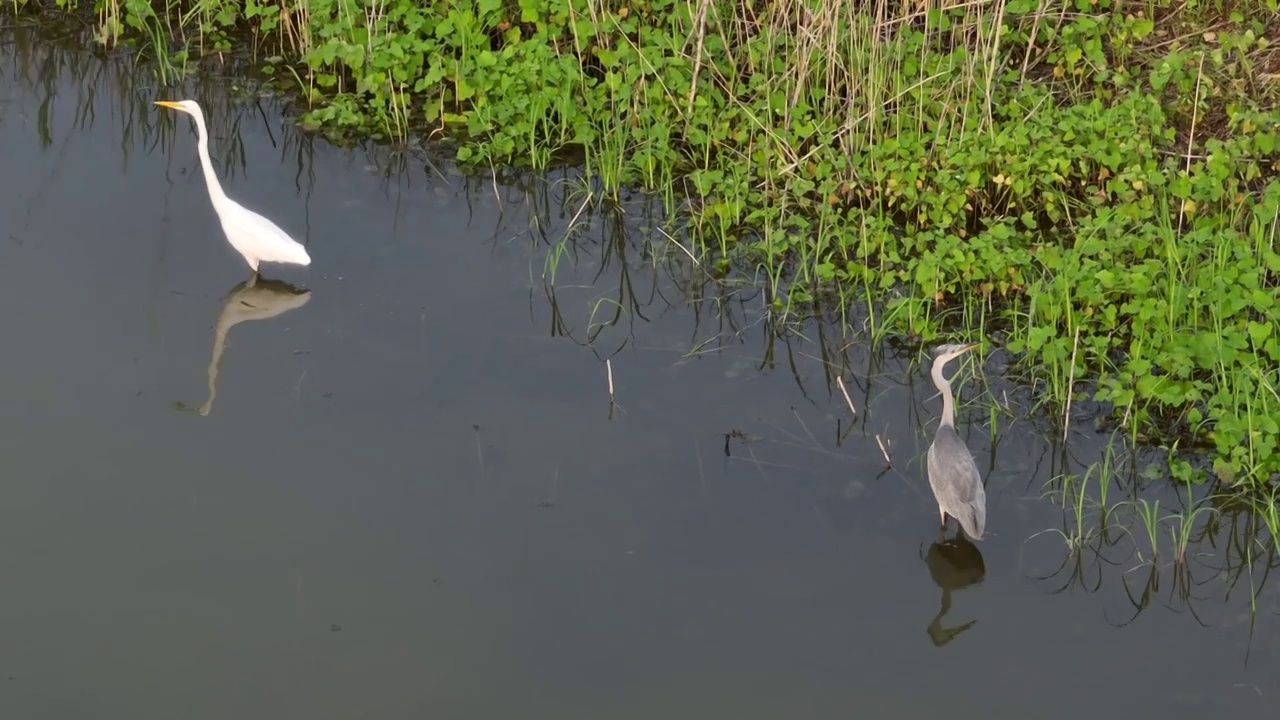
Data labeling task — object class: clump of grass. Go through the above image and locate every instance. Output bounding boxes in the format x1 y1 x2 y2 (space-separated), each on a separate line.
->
1033 434 1280 620
1036 432 1124 551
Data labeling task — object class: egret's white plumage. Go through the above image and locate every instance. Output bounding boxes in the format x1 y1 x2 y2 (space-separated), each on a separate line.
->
155 99 311 272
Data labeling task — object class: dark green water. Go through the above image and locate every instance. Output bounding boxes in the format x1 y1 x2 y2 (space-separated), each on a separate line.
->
0 21 1276 719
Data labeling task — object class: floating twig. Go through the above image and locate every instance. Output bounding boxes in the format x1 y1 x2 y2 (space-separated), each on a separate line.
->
606 358 618 420
836 375 857 418
875 434 892 466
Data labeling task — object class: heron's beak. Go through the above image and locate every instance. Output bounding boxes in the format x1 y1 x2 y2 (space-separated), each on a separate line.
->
961 342 981 353
154 101 183 110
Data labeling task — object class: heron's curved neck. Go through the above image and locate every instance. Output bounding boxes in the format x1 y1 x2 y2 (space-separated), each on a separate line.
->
932 360 955 429
189 110 228 205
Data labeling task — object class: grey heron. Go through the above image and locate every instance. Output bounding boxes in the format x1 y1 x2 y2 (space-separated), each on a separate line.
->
926 342 986 541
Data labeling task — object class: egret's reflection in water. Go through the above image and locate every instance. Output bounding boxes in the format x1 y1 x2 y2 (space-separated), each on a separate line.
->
922 532 986 647
199 275 311 415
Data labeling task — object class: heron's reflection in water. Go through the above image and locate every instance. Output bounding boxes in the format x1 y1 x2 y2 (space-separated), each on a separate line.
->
199 275 311 416
922 532 985 647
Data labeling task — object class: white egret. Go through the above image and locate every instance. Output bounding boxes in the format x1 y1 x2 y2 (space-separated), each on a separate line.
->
155 99 312 273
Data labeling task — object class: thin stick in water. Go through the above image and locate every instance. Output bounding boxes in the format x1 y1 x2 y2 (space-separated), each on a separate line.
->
606 358 617 420
836 375 857 418
875 434 892 466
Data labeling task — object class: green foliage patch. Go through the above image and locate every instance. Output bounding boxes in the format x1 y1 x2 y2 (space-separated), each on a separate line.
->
16 0 1280 490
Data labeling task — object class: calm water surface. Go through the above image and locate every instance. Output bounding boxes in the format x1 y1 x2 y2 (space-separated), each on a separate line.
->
0 22 1276 719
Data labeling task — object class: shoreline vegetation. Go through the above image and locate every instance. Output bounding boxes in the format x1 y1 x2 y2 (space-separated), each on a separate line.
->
11 2 1280 498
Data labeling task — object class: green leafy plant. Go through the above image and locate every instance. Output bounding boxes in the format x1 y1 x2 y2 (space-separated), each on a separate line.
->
18 0 1280 501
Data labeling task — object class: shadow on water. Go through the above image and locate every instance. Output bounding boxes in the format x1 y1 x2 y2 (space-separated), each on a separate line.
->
922 533 986 648
1 17 1278 719
180 275 312 417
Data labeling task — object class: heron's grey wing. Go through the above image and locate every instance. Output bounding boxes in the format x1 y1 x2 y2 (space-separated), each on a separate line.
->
931 427 982 499
929 426 987 537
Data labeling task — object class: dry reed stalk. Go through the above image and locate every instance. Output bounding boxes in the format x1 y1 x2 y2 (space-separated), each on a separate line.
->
1063 325 1080 442
1177 53 1206 235
685 0 711 117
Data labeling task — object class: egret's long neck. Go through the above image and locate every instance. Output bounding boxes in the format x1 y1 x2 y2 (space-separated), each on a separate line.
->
190 109 228 205
933 359 955 429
